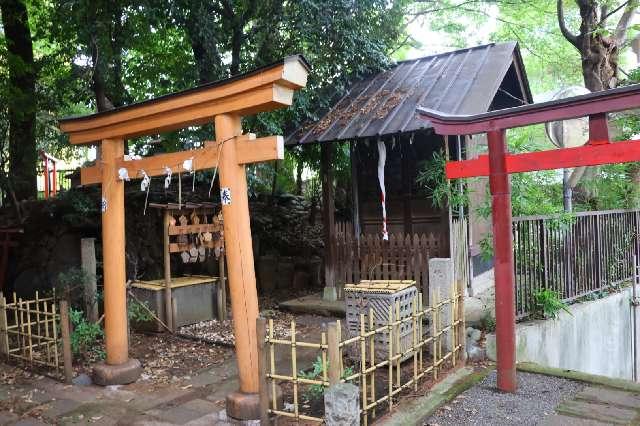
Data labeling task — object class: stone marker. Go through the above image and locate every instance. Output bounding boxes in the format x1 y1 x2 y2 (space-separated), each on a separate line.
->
429 258 454 351
325 383 359 426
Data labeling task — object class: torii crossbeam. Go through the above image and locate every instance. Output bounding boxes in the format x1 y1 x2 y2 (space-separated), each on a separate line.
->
417 83 640 393
59 56 309 421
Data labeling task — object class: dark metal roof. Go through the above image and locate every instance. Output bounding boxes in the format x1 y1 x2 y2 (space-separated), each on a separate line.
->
288 42 531 145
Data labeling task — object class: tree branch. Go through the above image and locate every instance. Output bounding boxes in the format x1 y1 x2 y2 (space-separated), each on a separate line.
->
614 1 637 44
557 0 579 48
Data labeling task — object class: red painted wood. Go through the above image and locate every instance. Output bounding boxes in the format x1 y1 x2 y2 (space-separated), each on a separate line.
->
445 139 640 179
487 129 517 393
588 113 610 144
417 84 640 134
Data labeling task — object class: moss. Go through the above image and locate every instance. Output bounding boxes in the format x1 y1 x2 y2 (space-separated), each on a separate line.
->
517 362 640 393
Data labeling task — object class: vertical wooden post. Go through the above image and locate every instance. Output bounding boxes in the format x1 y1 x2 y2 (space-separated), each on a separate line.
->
256 317 269 425
81 238 99 323
163 211 174 332
350 142 361 245
0 294 8 358
59 300 73 384
488 129 517 393
321 143 337 301
217 254 227 320
101 139 129 366
327 322 341 385
216 114 261 418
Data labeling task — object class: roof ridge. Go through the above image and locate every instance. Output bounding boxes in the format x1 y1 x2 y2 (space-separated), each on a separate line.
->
394 41 516 65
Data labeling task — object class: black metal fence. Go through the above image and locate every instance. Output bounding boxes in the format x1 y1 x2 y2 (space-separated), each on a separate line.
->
513 209 639 318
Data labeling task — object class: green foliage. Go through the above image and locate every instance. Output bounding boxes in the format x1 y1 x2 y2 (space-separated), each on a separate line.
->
298 355 355 401
128 299 153 324
416 149 468 210
479 235 494 262
533 289 571 319
69 308 104 358
56 267 92 298
479 313 496 333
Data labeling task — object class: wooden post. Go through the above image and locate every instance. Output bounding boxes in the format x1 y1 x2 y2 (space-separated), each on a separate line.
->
217 254 227 320
321 143 337 301
216 114 261 415
327 322 341 385
488 129 517 393
350 142 361 245
59 300 74 383
163 211 174 332
100 139 130 367
0 293 8 358
256 317 270 425
80 238 99 323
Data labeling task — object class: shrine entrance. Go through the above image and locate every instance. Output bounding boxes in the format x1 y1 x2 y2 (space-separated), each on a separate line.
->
58 55 309 420
418 83 640 392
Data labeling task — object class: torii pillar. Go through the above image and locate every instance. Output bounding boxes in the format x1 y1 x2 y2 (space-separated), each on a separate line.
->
59 56 309 420
418 83 640 393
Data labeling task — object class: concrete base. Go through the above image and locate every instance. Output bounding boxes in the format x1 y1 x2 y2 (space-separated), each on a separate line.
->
92 358 142 386
323 286 337 302
226 391 260 421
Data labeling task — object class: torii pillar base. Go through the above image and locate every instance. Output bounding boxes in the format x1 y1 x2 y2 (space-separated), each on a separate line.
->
93 359 142 386
226 391 260 421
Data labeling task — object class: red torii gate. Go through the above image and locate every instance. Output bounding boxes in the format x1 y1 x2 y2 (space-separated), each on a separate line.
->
417 83 640 392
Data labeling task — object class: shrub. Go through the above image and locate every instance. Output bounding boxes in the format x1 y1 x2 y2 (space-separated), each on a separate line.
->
533 289 571 319
69 308 104 359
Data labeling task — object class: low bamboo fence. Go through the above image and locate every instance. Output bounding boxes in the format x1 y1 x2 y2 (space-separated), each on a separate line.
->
0 292 72 381
258 282 464 424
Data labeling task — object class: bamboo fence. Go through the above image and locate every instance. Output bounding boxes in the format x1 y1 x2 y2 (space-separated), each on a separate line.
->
0 292 72 380
259 282 464 424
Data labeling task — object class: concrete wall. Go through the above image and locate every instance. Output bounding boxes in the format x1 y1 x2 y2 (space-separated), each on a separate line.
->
486 286 640 380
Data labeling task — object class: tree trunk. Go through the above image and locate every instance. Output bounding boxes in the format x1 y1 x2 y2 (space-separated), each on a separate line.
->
0 0 37 201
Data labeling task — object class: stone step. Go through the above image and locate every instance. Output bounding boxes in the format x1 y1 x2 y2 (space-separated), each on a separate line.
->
540 413 611 426
556 399 639 425
576 386 640 410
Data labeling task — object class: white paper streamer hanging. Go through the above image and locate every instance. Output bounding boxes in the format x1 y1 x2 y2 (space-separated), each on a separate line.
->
118 167 130 181
140 170 150 192
164 166 172 189
377 139 388 241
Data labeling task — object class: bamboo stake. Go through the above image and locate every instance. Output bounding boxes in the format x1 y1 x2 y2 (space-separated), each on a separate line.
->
51 303 60 373
256 317 269 425
269 319 277 411
0 294 8 358
451 282 457 367
327 322 340 385
291 321 299 421
43 301 51 364
321 331 327 387
360 313 367 426
369 308 375 419
432 291 438 381
387 304 393 412
26 299 33 366
412 297 418 392
395 300 400 388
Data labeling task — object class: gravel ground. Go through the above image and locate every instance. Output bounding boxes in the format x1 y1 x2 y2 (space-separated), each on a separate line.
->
424 371 586 426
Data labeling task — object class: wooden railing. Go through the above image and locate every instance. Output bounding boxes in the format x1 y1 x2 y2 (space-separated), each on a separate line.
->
335 222 443 298
513 209 640 318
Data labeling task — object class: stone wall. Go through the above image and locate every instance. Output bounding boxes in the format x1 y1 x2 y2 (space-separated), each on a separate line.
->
486 286 640 380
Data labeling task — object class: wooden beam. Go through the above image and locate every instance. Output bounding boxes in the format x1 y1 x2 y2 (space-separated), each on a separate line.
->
236 136 283 165
80 134 283 185
445 139 640 179
67 84 293 144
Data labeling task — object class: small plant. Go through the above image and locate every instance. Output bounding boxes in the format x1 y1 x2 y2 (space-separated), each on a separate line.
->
69 308 104 359
128 299 153 323
479 313 496 333
533 289 571 319
479 235 494 262
298 356 355 401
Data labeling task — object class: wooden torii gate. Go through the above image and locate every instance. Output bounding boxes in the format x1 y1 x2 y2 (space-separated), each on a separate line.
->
59 56 309 420
417 83 640 393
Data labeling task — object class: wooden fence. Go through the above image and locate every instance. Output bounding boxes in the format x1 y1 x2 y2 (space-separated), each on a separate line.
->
0 292 72 381
258 282 465 424
335 222 443 299
514 209 640 318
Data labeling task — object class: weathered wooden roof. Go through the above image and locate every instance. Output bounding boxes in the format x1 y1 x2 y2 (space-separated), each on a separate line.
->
288 42 531 144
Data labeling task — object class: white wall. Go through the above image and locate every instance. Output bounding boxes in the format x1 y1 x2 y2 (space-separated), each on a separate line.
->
486 286 640 380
